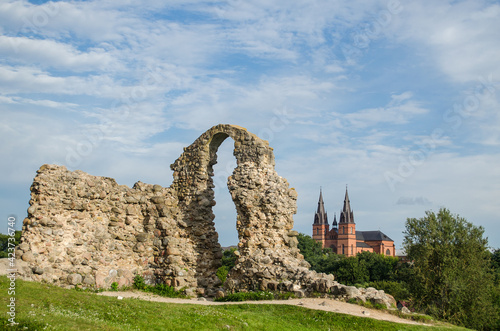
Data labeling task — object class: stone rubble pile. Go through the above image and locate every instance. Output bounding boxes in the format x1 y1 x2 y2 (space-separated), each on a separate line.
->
16 124 396 306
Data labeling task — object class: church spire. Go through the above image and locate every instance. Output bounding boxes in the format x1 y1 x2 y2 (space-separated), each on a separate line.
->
339 185 354 224
314 188 328 225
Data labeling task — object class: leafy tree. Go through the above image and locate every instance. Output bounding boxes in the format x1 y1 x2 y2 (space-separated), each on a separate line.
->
334 256 368 285
491 248 500 285
221 247 238 269
403 208 499 330
216 266 230 284
0 230 21 258
391 258 415 283
216 247 238 285
315 252 344 275
297 233 330 271
357 251 399 282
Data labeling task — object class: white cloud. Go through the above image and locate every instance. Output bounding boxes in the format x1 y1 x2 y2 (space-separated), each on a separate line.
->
461 88 500 146
0 95 78 109
0 1 127 41
397 196 431 205
0 65 114 96
390 1 500 83
343 92 428 128
0 107 79 184
84 101 171 149
0 36 118 71
0 95 16 104
168 74 337 131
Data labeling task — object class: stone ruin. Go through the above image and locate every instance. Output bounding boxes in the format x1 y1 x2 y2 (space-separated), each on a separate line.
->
15 124 396 305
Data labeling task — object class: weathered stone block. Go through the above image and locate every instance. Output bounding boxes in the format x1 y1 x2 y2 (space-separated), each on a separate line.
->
22 252 35 262
83 275 95 286
67 273 82 285
136 233 149 242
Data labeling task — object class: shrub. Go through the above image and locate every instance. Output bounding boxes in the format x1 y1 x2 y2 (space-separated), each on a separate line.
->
347 298 357 304
366 280 410 302
372 303 387 310
110 282 119 291
216 266 229 284
133 275 146 290
132 274 185 298
274 292 296 300
221 248 238 269
150 284 183 297
215 291 274 302
359 300 373 309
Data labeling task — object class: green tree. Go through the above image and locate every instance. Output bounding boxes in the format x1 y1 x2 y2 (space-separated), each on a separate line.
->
357 251 399 282
334 256 368 285
316 252 344 275
297 233 331 271
491 248 500 285
0 230 22 258
216 247 238 284
221 247 238 269
403 208 499 330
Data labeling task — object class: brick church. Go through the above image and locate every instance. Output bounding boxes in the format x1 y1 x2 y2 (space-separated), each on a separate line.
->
312 187 395 257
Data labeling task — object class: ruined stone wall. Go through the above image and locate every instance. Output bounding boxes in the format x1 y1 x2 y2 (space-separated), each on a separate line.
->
15 124 396 306
168 125 312 293
16 164 180 289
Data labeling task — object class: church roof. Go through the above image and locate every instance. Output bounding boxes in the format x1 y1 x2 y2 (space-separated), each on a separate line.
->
356 231 394 242
313 188 328 225
339 186 354 224
356 241 372 248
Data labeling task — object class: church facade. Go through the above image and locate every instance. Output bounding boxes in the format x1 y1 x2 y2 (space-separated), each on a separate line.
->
312 188 395 257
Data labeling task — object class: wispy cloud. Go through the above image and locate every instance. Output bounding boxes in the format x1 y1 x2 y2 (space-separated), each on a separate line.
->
389 1 500 83
343 92 428 129
397 196 431 206
0 36 118 71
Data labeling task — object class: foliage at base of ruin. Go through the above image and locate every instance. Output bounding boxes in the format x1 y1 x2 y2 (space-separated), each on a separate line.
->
133 274 186 298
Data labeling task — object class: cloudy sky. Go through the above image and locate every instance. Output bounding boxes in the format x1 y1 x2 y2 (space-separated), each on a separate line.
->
1 0 499 250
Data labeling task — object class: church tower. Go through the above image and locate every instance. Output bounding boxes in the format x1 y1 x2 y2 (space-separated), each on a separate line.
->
312 189 329 247
337 186 356 256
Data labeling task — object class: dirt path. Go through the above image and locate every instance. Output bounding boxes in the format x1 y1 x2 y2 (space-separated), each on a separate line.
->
98 291 429 326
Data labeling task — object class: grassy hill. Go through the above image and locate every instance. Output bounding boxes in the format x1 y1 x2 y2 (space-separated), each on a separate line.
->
0 276 470 330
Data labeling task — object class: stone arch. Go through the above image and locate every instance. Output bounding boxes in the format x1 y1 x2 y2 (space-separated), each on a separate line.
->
168 124 307 294
18 123 398 304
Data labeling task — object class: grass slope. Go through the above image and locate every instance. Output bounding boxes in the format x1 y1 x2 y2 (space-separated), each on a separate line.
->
0 276 469 330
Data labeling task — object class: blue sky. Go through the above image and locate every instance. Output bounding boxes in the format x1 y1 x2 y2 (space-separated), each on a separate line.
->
1 0 499 251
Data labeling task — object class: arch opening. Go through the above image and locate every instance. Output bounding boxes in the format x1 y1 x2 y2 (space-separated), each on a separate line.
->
210 137 238 248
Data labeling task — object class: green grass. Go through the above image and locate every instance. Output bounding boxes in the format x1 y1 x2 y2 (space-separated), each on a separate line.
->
0 276 470 330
